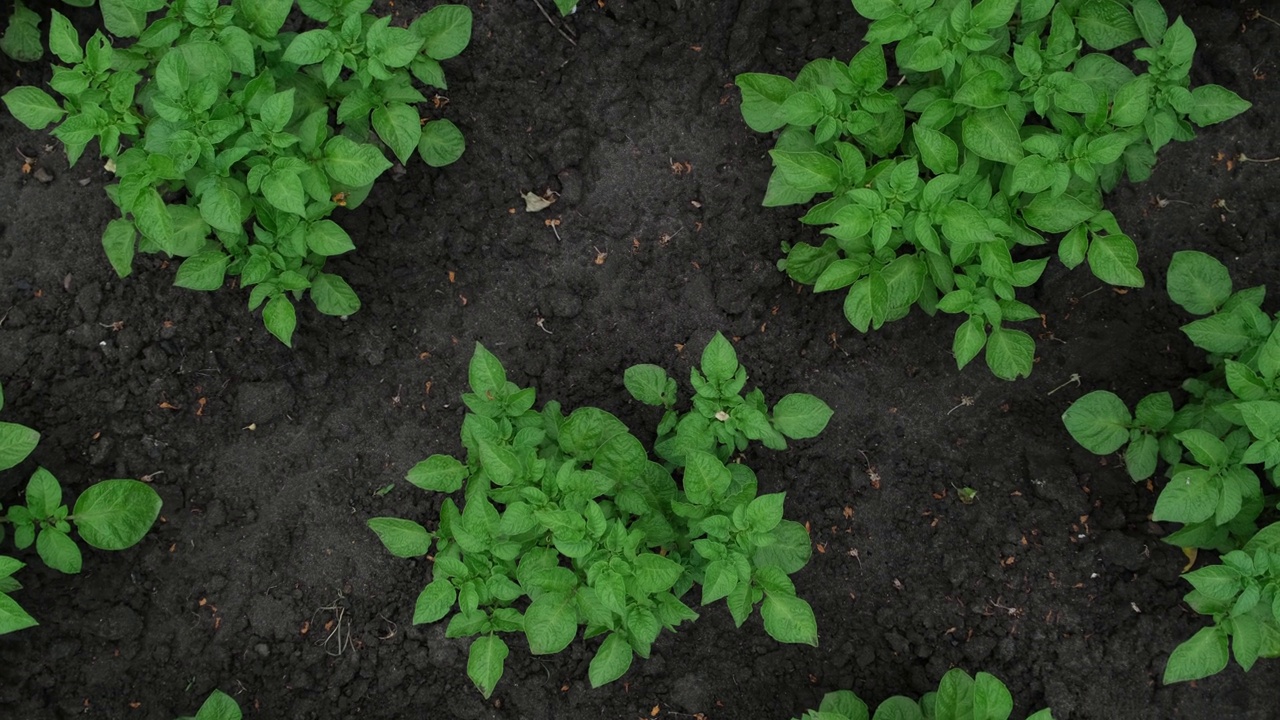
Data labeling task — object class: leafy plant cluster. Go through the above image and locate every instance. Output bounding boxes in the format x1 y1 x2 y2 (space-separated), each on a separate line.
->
736 0 1249 380
1063 252 1280 683
369 333 833 697
0 380 162 635
2 0 472 346
794 668 1053 720
2 0 172 61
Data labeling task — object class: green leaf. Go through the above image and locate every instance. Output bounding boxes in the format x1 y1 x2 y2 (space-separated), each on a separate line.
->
262 294 297 347
1152 468 1217 523
413 580 456 624
467 635 508 698
373 102 423 165
897 34 946 73
174 252 229 291
953 71 1009 109
2 87 66 130
769 150 842 194
47 10 82 64
99 0 152 37
0 1 42 63
71 479 160 550
231 0 291 38
752 520 811 573
736 73 794 132
1167 251 1231 314
1185 84 1252 126
469 343 508 396
953 316 987 370
1110 76 1151 127
368 517 432 558
407 455 467 492
525 592 578 655
745 493 786 533
632 553 684 594
37 528 82 574
416 5 473 61
961 109 1024 164
25 468 61 519
262 171 307 216
1022 193 1094 233
283 29 336 65
913 125 959 174
192 689 242 720
985 327 1034 381
1182 313 1250 354
1164 626 1229 683
1176 429 1228 468
0 422 40 471
0 589 38 634
589 632 634 687
624 364 672 406
198 180 244 235
972 672 1014 720
306 221 356 256
872 696 920 720
934 669 976 718
310 273 360 317
770 394 833 439
1063 391 1133 454
701 559 739 605
760 594 818 646
418 119 466 168
323 136 393 187
1087 234 1143 287
1135 392 1174 429
1183 565 1242 602
683 451 731 506
700 332 739 383
1131 0 1167 44
1075 0 1140 50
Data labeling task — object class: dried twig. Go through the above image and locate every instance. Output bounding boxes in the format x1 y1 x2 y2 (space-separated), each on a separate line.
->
531 0 577 46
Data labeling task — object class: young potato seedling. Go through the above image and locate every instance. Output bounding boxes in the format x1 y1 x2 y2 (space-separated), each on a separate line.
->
0 380 162 634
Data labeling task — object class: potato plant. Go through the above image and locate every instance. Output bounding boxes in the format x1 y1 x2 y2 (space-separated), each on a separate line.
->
1064 252 1280 683
0 380 162 634
369 334 833 697
737 0 1249 379
2 0 472 346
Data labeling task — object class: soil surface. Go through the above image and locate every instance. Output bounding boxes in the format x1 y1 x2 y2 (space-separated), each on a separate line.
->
1 1 1279 718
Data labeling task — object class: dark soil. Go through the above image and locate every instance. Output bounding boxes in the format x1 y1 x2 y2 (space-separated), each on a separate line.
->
1 1 1278 717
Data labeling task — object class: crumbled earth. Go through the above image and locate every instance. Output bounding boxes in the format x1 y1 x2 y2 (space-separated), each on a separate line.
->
1 1 1278 718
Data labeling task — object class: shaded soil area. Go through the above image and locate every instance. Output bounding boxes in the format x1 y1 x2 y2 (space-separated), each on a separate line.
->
1 0 1279 717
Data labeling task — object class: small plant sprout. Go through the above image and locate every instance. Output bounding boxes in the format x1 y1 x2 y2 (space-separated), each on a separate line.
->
947 395 975 415
956 485 979 504
1047 373 1082 395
